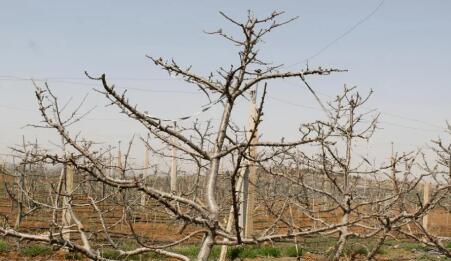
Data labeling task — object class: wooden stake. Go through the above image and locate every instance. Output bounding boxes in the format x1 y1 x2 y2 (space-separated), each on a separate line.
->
170 123 177 193
14 137 26 229
117 142 123 178
62 162 74 241
243 87 258 239
108 147 113 177
422 182 430 231
238 167 249 236
61 135 73 243
141 144 150 207
144 144 150 176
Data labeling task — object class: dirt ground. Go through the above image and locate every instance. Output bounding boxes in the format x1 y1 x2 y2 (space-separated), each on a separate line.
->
246 251 447 261
0 251 67 261
0 250 447 261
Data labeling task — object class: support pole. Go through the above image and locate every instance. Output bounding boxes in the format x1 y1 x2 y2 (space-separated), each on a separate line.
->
449 151 451 182
170 123 177 193
62 162 74 241
108 146 113 178
14 137 26 230
422 182 430 231
117 142 123 178
61 135 73 243
243 86 259 239
238 167 249 237
141 144 150 207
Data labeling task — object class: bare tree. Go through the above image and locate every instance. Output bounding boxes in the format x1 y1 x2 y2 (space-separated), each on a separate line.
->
254 87 450 260
0 10 448 261
0 11 344 261
397 123 451 257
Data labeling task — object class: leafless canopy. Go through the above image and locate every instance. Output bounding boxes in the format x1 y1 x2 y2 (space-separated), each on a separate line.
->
0 11 449 261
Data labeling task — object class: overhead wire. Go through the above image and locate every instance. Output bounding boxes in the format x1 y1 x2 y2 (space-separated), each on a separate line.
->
285 0 386 69
0 75 182 82
0 1 391 125
0 76 198 94
275 0 443 134
0 74 446 132
0 75 222 123
281 79 446 132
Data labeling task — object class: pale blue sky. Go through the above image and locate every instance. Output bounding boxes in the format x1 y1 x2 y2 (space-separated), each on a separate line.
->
1 1 450 163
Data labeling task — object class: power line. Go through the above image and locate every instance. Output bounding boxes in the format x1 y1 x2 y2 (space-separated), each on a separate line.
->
266 93 445 133
0 73 446 132
281 79 445 131
0 104 33 112
0 77 199 94
0 75 181 82
377 111 444 130
1 91 446 133
286 0 385 68
0 76 221 123
380 121 443 133
267 95 322 111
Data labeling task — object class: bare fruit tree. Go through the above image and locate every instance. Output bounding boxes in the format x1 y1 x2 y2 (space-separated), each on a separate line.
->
397 122 451 257
0 11 343 261
0 10 448 261
256 87 451 260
